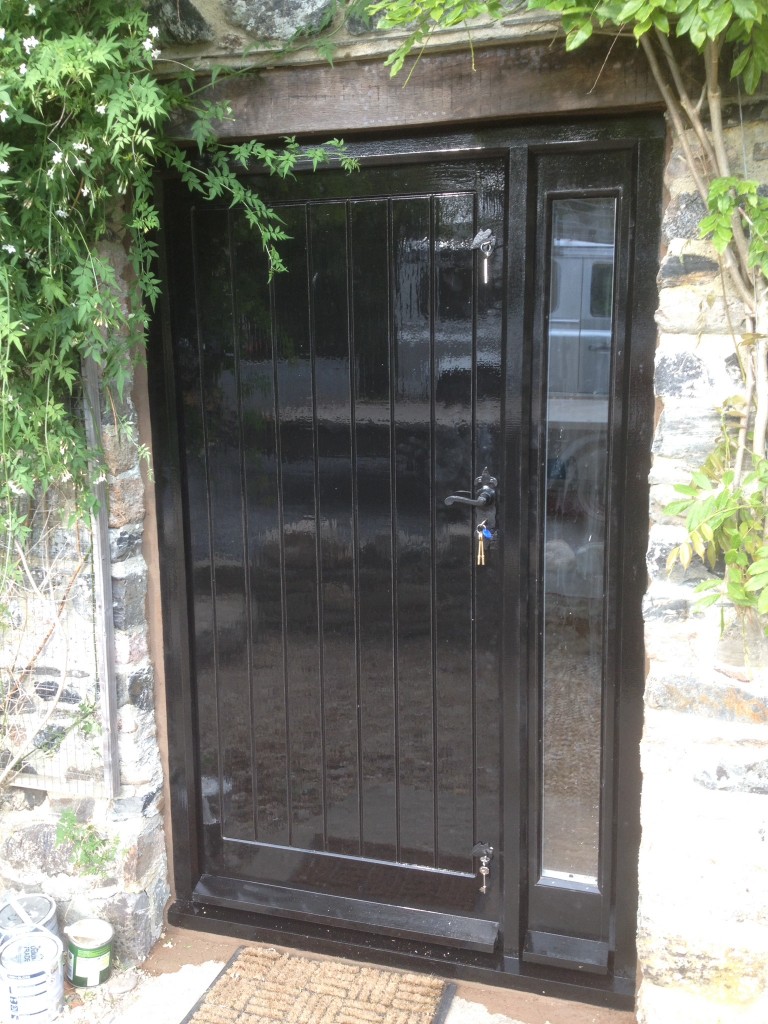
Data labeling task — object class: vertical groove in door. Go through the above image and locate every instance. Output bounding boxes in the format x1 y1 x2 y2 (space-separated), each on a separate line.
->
387 198 402 863
228 211 258 839
346 200 365 857
270 266 292 845
306 203 328 850
190 211 223 835
429 195 439 868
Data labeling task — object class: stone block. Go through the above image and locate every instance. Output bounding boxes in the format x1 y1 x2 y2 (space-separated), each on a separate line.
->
102 424 139 477
69 890 154 964
226 0 334 39
148 0 214 44
655 283 747 335
654 347 712 398
643 592 693 622
110 523 144 563
118 705 141 735
133 819 167 888
652 401 720 461
662 191 709 241
638 977 768 1024
347 6 379 34
637 928 768 1005
649 454 699 487
658 252 720 287
108 470 145 529
111 557 148 632
117 710 162 789
644 599 722 665
0 823 72 878
645 523 712 585
114 627 150 667
109 795 147 820
645 672 768 724
115 663 155 710
695 752 768 793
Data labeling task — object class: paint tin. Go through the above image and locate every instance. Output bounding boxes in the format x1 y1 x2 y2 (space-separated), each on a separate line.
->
0 930 64 1023
0 895 59 946
64 919 113 988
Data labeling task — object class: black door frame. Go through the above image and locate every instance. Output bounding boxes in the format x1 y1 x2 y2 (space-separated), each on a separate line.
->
149 116 664 1008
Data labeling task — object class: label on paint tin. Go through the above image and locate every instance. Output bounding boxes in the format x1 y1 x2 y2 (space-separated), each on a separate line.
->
68 948 110 986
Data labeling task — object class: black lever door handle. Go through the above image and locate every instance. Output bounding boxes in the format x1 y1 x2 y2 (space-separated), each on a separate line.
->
444 486 495 508
444 468 497 508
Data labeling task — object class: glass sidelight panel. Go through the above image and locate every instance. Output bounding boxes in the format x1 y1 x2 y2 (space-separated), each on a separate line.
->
541 197 616 884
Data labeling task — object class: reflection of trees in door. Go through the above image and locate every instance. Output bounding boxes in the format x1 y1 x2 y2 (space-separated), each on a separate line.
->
542 197 615 882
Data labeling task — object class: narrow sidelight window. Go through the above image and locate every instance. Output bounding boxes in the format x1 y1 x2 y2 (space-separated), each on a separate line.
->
540 197 616 885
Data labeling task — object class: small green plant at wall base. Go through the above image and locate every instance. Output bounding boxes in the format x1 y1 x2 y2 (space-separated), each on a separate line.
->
55 808 118 877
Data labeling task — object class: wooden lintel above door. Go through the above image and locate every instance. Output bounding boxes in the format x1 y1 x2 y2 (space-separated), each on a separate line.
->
169 38 662 141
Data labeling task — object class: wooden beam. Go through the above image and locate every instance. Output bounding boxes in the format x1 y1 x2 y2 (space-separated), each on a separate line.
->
171 39 663 141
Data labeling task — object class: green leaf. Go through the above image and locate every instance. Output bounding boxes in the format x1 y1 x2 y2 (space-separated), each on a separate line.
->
731 0 758 19
744 572 768 592
565 20 594 48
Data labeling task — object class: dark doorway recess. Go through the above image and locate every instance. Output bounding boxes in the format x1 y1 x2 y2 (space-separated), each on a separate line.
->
149 117 663 1007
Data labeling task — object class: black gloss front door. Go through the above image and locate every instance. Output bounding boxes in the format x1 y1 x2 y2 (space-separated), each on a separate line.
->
165 157 507 950
155 121 663 997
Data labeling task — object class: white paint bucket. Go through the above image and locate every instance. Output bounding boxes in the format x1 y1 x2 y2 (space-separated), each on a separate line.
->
64 919 113 988
0 931 64 1023
0 895 59 946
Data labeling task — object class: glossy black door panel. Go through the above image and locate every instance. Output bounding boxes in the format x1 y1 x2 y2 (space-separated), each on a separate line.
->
166 158 507 943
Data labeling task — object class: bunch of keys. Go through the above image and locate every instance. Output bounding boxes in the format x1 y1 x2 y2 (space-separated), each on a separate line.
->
476 520 493 566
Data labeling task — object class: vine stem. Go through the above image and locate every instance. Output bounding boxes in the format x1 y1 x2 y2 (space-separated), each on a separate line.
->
754 289 768 460
639 33 755 311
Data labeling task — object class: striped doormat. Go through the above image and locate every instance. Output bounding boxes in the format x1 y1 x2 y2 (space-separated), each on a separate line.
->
181 946 454 1024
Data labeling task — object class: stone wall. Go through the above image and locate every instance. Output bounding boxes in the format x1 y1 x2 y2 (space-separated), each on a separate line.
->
0 239 169 964
639 119 768 1024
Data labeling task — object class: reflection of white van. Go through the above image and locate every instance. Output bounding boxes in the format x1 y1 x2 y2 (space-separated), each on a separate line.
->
548 240 614 396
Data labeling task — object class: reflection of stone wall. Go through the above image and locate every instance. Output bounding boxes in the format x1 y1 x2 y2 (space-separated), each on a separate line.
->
0 238 168 965
640 121 768 1024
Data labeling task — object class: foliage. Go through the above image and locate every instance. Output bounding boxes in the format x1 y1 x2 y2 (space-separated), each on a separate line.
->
667 457 768 618
369 0 514 75
701 176 768 278
0 0 356 646
371 0 768 87
55 808 118 876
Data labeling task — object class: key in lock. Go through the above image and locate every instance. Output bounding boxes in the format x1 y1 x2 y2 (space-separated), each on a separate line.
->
472 842 494 894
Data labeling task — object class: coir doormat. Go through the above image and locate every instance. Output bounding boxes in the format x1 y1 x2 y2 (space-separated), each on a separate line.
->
181 946 455 1024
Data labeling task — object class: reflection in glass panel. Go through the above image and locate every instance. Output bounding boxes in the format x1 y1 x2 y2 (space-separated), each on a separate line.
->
541 197 616 885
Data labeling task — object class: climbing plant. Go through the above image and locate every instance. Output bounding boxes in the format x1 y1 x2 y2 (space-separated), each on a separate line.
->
0 0 356 785
369 0 768 626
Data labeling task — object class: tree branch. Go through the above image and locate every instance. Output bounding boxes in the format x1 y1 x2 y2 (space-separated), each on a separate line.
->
703 38 730 178
655 29 716 173
640 34 710 205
